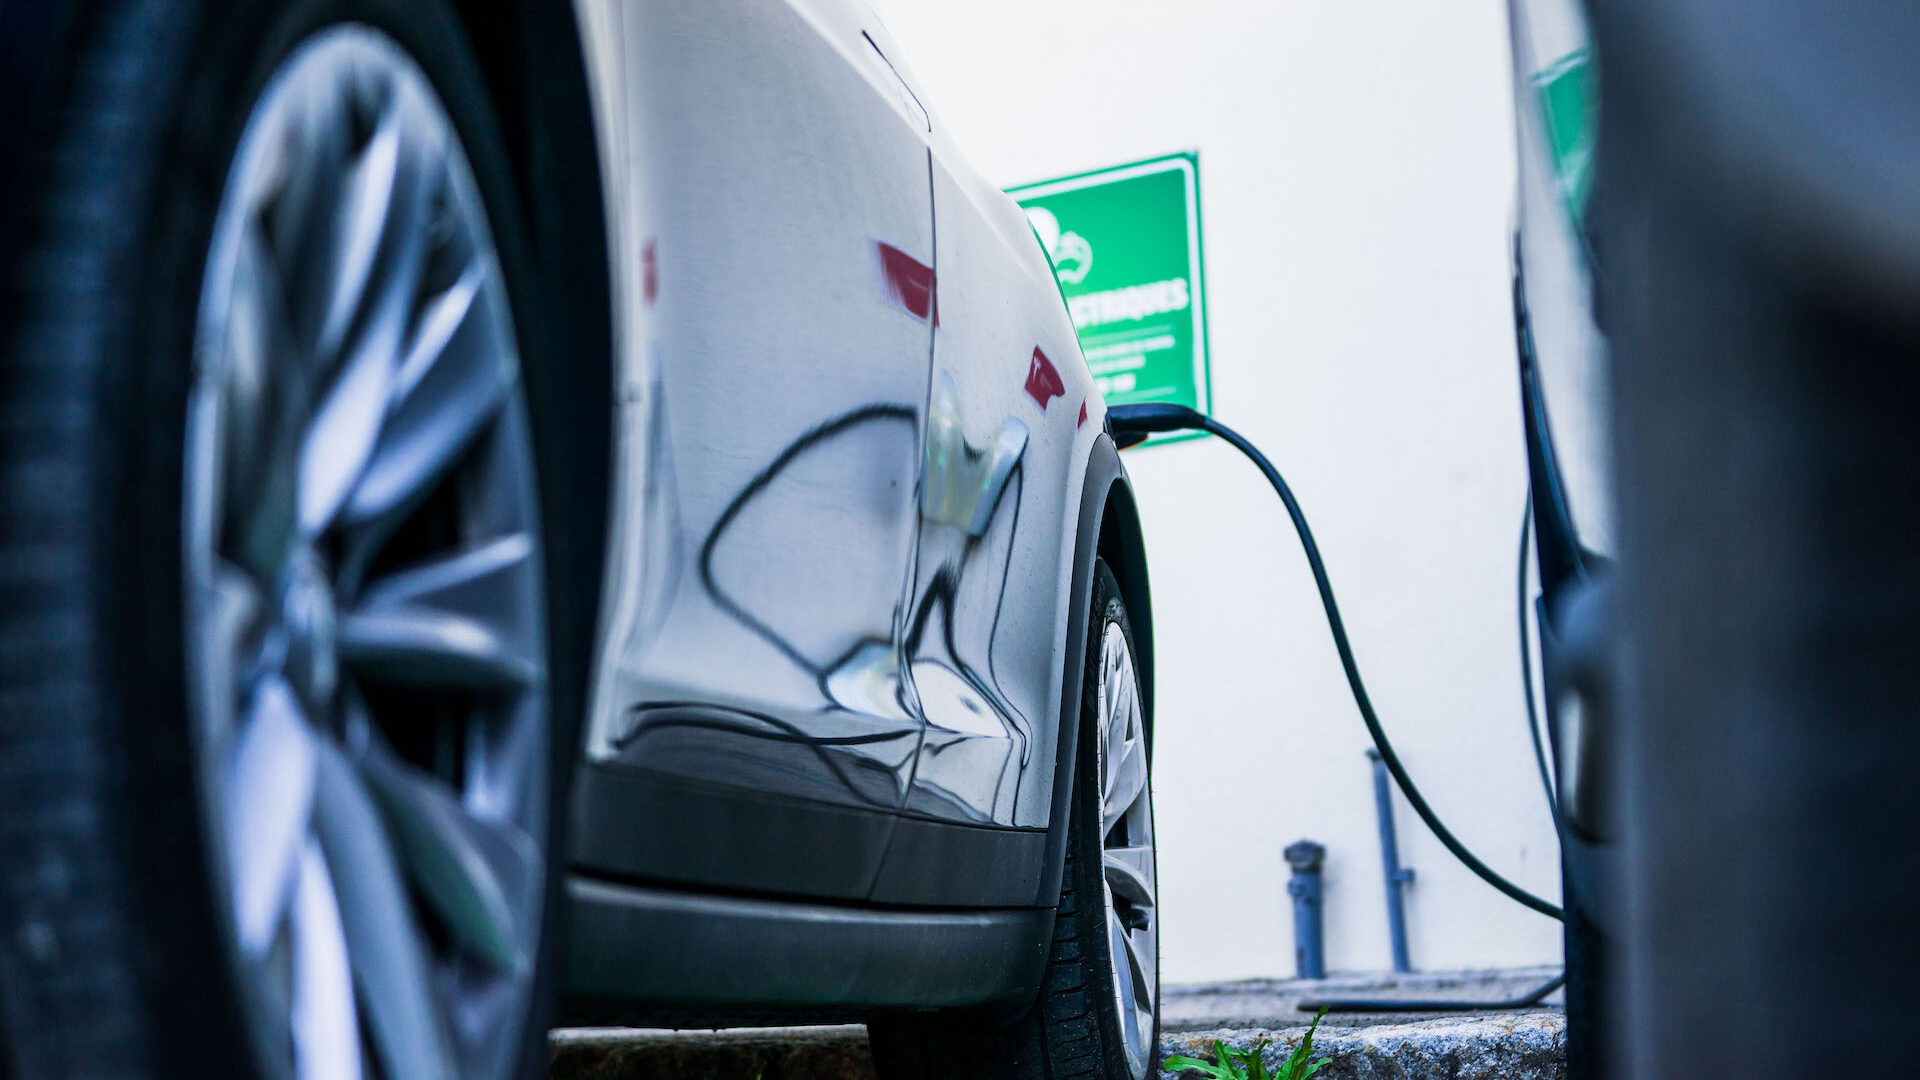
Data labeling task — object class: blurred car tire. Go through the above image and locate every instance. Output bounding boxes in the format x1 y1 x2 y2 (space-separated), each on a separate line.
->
0 1 569 1078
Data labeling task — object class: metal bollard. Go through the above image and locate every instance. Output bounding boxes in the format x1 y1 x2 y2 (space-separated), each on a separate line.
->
1284 840 1327 979
1368 749 1415 973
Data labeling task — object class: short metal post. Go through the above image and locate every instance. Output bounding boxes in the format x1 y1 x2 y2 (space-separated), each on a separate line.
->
1284 840 1327 979
1368 749 1415 972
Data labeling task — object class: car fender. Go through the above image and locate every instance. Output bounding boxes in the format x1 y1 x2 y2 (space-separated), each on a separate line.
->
1037 430 1152 908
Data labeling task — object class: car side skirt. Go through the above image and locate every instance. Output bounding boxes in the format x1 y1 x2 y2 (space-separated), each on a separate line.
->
572 760 1050 907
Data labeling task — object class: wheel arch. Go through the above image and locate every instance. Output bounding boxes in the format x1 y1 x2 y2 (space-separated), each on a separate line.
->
1038 433 1154 908
1097 471 1155 744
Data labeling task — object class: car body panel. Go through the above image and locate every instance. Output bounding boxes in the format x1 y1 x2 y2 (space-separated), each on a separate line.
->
572 0 937 901
840 13 1106 834
892 154 1098 831
1509 0 1613 566
565 0 1111 917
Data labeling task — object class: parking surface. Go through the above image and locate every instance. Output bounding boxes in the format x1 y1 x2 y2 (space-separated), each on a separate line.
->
549 968 1566 1080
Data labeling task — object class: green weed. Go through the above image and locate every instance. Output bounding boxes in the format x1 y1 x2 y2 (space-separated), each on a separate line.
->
1162 1006 1332 1080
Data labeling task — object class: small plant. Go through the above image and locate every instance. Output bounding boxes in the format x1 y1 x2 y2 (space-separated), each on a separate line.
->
1163 1006 1333 1080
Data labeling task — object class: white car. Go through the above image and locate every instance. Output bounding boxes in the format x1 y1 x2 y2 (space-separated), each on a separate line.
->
0 1 1161 1079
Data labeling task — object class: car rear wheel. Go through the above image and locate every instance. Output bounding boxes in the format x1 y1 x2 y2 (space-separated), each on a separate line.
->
0 3 565 1079
869 558 1161 1080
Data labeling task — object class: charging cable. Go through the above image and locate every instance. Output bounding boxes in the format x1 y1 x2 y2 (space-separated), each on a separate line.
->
1518 496 1560 822
1106 403 1565 923
1300 971 1566 1014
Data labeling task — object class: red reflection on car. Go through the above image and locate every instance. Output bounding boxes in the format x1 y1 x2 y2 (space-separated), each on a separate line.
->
1025 347 1064 410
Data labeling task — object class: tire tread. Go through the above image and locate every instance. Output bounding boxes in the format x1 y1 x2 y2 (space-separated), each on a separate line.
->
0 1 192 1075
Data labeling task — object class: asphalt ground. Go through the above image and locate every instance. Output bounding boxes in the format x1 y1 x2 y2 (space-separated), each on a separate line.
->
548 968 1567 1080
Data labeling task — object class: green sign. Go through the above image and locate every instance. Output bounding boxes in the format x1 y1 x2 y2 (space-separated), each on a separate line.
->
1009 152 1210 443
1532 49 1595 224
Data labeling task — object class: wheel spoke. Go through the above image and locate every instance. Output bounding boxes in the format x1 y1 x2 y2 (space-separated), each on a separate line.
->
264 70 354 359
357 739 538 973
357 533 536 622
198 562 264 730
1120 922 1156 1033
336 603 536 691
224 224 306 583
1119 916 1155 999
1107 910 1147 1051
298 87 442 535
1103 728 1148 827
393 260 487 401
228 677 317 957
1102 639 1135 755
1103 844 1156 913
341 260 512 529
310 738 455 1080
338 534 542 692
314 84 404 362
297 333 393 536
221 227 279 463
290 840 362 1080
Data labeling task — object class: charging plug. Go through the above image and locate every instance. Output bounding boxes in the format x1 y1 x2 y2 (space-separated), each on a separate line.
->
1106 402 1207 447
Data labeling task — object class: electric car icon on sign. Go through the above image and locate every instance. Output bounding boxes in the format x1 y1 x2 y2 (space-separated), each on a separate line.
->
0 2 1161 1079
1027 205 1096 285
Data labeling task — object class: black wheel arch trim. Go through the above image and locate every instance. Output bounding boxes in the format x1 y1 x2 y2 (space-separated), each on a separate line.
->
1038 433 1153 909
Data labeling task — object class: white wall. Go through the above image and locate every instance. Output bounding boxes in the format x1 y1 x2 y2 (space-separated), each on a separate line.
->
875 0 1562 983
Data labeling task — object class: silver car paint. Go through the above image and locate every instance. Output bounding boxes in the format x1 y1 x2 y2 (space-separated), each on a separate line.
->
1509 0 1615 557
902 142 1097 829
568 0 1104 846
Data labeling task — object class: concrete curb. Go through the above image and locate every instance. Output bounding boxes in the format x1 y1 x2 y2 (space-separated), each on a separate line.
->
550 1026 872 1080
548 972 1569 1079
1162 968 1566 1032
1162 1013 1566 1080
549 1013 1566 1080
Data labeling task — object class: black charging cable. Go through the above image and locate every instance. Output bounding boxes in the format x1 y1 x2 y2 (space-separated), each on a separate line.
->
1300 972 1566 1014
1107 403 1565 923
1518 497 1560 822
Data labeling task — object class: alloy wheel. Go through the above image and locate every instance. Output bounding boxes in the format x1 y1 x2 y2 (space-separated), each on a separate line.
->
1096 620 1158 1078
184 26 548 1080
